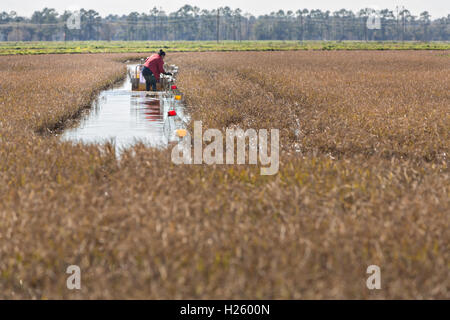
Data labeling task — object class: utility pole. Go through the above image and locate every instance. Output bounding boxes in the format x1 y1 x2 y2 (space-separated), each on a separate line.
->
216 9 220 43
245 14 250 41
363 15 367 41
396 6 399 41
402 8 406 42
299 13 303 42
15 22 20 41
238 14 241 42
397 5 405 41
158 7 163 41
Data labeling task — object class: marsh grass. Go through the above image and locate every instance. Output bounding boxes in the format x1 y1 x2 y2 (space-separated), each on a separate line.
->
0 51 448 299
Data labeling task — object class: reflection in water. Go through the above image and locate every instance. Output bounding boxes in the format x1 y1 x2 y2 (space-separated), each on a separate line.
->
61 65 188 153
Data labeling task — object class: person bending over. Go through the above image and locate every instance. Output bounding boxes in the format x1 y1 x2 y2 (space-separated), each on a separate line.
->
142 49 172 91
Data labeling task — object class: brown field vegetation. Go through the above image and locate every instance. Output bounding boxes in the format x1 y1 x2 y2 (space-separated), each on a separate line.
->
0 51 448 299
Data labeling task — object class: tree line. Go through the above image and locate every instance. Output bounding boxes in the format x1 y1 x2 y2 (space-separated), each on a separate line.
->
0 5 448 42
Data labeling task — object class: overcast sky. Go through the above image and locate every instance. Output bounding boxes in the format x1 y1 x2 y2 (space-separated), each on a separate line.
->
2 0 449 19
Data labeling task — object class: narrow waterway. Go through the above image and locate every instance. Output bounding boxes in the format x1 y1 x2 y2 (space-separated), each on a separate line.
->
61 64 188 152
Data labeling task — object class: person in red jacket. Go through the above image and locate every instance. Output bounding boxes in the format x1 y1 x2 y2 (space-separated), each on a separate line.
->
142 49 172 91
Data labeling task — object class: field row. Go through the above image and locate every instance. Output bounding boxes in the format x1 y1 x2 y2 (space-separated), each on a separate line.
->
1 40 449 55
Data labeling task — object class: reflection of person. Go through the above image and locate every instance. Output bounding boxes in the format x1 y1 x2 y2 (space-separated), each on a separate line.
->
142 49 172 91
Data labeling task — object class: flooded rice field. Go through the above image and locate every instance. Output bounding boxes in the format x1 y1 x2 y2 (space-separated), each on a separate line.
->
61 65 188 152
